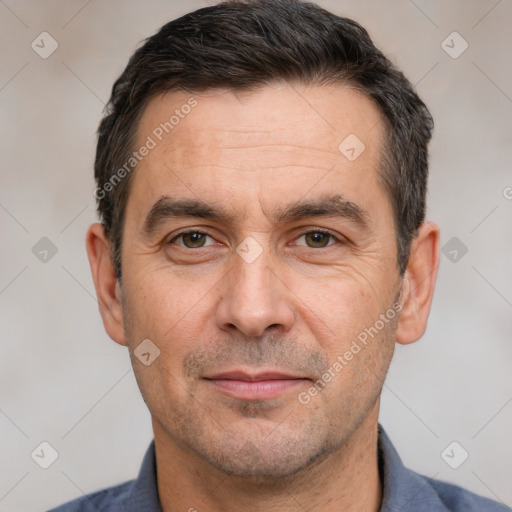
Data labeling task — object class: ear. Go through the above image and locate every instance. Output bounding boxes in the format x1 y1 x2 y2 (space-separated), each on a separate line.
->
86 223 126 345
396 221 440 345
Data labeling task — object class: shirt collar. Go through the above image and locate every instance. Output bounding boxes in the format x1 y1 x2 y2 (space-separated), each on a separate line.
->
127 425 450 511
378 424 450 511
125 439 162 511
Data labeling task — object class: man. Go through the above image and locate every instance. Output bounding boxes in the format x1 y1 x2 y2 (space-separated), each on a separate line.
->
49 0 507 510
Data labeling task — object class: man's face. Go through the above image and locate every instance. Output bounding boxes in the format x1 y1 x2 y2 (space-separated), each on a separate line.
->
119 83 402 478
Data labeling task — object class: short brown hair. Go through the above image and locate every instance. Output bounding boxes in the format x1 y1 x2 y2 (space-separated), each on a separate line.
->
94 0 433 279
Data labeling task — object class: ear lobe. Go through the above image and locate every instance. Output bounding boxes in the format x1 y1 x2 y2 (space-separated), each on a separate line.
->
395 221 440 345
86 223 127 346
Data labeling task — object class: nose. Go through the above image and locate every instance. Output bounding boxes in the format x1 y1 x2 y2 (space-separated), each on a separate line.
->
215 246 295 338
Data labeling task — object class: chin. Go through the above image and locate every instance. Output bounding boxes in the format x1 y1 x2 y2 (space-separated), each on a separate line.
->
189 422 337 482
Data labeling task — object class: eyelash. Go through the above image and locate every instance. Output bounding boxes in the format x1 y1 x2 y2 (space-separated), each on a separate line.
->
168 228 342 249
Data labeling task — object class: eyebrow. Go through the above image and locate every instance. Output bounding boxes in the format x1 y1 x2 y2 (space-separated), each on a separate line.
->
142 193 370 237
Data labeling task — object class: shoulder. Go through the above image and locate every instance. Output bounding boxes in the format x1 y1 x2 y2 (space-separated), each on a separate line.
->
48 441 161 512
47 479 135 512
377 425 508 512
428 477 510 512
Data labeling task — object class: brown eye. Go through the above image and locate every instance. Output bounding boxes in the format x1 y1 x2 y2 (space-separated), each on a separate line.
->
171 231 212 248
300 231 335 248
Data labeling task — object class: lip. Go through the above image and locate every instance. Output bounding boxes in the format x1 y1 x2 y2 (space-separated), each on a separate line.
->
203 370 310 400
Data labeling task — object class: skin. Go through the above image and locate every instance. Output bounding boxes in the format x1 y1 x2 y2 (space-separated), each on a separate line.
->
87 83 439 511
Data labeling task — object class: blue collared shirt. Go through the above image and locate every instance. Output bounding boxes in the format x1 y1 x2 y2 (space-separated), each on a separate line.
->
48 425 509 511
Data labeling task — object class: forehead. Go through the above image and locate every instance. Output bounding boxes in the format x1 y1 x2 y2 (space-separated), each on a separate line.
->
127 83 388 224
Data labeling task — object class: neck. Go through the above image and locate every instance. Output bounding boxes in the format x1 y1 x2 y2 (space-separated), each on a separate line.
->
153 404 382 512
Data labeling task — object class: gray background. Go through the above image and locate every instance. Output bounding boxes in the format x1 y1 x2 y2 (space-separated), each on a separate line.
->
1 1 511 510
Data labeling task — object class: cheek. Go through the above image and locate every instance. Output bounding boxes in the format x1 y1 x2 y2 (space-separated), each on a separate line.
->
313 314 396 417
289 271 384 350
122 265 215 343
121 272 207 409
